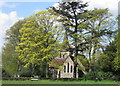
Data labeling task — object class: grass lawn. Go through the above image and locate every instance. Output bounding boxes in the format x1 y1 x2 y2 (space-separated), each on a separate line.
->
2 80 119 84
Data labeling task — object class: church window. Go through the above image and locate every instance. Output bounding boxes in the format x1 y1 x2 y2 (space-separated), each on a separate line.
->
71 65 72 73
67 63 69 73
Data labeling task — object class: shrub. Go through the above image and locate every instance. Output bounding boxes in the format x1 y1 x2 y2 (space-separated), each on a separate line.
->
2 77 31 80
111 75 120 81
83 71 113 81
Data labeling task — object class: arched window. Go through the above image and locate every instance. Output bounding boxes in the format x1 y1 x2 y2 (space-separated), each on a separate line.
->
67 63 69 73
63 54 64 58
71 65 72 73
64 65 66 73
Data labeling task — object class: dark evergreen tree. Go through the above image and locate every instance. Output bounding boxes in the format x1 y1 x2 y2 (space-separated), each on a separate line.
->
51 0 88 78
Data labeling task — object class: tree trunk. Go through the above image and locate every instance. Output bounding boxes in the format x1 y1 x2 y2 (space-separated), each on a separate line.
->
74 24 78 78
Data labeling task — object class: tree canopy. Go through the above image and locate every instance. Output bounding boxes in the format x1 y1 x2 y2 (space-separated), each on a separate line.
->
2 1 119 80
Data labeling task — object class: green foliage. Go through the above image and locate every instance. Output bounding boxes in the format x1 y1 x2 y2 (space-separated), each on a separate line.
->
114 56 120 71
84 8 116 73
85 8 116 58
2 77 31 80
18 67 32 77
5 19 26 43
2 69 11 78
114 31 120 71
16 10 61 77
2 1 118 79
51 1 90 78
2 19 27 77
83 71 113 81
97 54 113 72
77 55 89 74
51 1 89 50
2 43 18 76
52 1 117 76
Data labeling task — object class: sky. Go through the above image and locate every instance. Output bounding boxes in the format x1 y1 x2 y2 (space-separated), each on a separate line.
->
0 0 119 52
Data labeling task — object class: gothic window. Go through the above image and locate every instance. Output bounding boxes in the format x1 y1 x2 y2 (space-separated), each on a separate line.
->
71 65 72 73
67 63 69 73
63 54 64 58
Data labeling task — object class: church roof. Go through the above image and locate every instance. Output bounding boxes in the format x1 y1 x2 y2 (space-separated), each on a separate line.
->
49 55 74 68
49 58 65 68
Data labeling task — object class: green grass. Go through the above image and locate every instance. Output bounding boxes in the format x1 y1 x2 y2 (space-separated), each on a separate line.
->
2 80 119 84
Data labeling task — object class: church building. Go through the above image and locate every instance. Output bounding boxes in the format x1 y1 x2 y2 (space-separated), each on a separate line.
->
49 51 83 78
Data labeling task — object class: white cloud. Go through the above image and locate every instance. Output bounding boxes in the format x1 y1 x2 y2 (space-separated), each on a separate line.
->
83 0 119 16
0 1 16 8
0 11 24 52
53 0 119 16
53 3 59 7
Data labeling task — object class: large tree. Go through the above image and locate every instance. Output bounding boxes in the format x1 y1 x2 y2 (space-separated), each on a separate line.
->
114 15 120 71
51 0 88 78
2 19 26 77
83 8 117 71
51 1 117 76
16 10 61 77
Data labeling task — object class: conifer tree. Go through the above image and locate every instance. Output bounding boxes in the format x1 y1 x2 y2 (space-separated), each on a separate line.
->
51 0 88 77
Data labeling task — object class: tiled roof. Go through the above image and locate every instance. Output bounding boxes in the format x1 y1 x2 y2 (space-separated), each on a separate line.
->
49 58 65 68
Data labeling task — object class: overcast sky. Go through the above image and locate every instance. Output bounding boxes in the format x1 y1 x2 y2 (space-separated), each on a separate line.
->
0 0 119 52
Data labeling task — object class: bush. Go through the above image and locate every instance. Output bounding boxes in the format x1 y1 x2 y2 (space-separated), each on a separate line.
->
2 77 11 80
2 69 11 78
14 77 31 80
2 77 31 80
111 75 120 81
58 78 77 81
83 71 113 81
38 78 82 81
